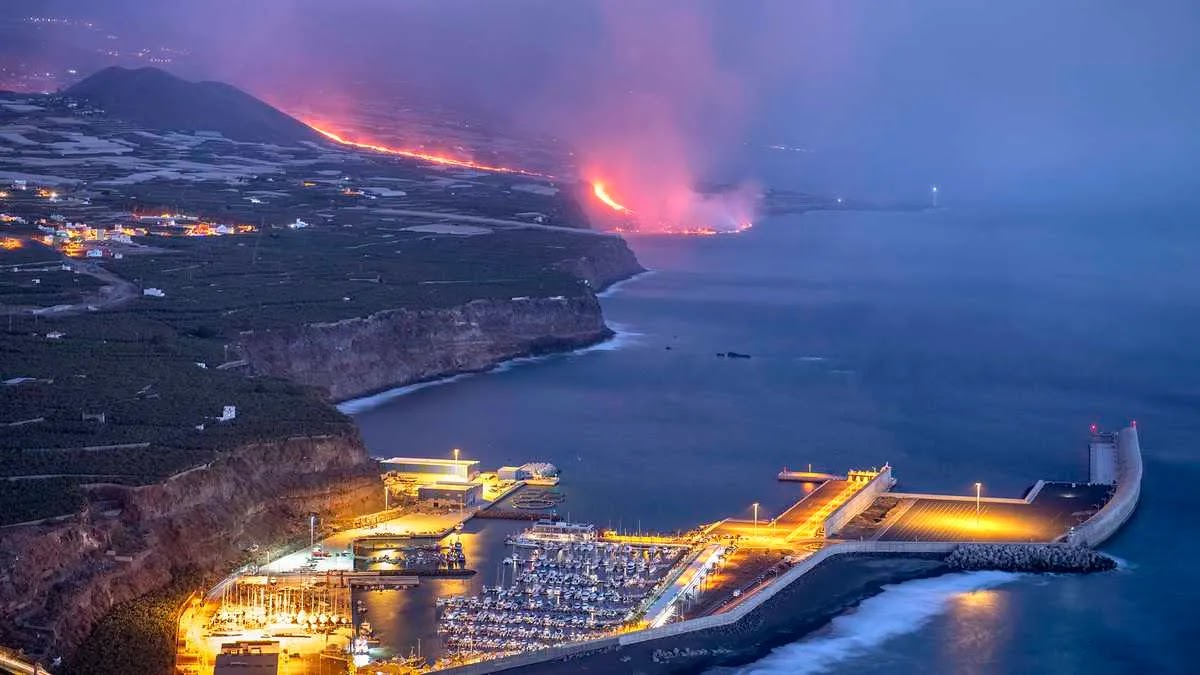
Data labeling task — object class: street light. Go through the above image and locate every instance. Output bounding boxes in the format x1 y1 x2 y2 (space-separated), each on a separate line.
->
453 447 461 462
974 482 982 520
753 503 760 534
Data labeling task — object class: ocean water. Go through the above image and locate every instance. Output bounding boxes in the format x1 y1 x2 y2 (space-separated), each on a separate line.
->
351 207 1197 673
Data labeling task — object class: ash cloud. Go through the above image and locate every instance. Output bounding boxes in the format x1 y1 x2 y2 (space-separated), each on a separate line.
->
23 0 1200 208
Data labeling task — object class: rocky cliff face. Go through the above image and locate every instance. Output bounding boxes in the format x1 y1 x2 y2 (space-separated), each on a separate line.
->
239 293 611 402
0 433 380 660
553 235 645 291
240 236 642 402
236 234 642 402
0 236 644 663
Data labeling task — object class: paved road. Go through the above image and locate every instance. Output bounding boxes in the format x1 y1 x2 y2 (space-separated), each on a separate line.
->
370 208 618 237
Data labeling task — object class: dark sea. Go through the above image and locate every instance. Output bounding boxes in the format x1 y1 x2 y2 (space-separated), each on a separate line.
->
349 207 1197 674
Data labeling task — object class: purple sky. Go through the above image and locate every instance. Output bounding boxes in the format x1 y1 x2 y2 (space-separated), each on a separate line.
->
14 0 1200 205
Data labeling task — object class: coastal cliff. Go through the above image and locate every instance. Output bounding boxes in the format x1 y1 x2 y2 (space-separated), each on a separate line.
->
0 432 380 662
238 236 642 402
550 235 645 291
239 235 642 402
240 293 610 402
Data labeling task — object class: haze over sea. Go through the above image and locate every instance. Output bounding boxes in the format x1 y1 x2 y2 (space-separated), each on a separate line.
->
350 202 1197 673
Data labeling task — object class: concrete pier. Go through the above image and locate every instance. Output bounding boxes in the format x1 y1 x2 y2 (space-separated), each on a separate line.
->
1068 424 1142 547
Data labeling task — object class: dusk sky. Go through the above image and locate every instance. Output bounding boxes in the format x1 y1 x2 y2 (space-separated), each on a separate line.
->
17 0 1200 205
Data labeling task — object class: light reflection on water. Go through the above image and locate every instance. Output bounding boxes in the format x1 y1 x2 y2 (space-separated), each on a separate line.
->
353 520 524 663
945 588 1010 675
352 209 1200 673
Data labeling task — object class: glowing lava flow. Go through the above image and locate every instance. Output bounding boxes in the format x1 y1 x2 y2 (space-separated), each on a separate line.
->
591 180 753 236
306 122 549 177
591 182 630 213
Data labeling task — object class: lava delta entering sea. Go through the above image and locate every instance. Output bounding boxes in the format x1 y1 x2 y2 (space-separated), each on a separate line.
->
302 119 756 237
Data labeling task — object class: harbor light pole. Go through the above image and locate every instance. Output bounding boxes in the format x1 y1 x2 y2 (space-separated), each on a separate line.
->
974 482 982 522
753 502 760 534
453 447 461 462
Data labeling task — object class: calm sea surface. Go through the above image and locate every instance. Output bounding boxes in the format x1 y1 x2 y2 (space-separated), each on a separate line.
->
351 207 1197 673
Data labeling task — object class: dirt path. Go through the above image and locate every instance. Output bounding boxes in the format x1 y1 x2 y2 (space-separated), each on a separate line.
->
1 256 139 317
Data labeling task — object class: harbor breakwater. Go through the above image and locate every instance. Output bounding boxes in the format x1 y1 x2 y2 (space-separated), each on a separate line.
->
945 543 1116 573
1068 425 1142 547
432 424 1144 673
436 536 1125 675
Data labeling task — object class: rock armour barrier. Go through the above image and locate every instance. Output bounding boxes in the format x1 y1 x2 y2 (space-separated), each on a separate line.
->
433 538 1122 674
946 543 1116 573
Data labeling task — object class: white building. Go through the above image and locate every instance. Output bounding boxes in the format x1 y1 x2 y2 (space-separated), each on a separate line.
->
380 457 480 483
218 406 236 422
143 287 165 297
1089 427 1119 485
417 482 482 507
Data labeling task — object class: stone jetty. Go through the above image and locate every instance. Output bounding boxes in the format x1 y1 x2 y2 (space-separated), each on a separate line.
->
945 543 1116 573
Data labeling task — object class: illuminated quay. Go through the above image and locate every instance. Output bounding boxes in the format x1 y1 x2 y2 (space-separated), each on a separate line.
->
175 424 1140 674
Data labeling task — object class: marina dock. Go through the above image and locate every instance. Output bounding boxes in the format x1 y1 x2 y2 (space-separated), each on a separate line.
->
177 425 1142 674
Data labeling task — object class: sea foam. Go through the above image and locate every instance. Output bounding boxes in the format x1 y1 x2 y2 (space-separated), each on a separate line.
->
338 270 649 415
596 269 654 298
731 571 1021 675
337 323 643 415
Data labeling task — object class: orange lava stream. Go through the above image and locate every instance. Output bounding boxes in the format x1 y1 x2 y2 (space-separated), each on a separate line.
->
306 122 549 177
591 181 630 213
303 120 751 237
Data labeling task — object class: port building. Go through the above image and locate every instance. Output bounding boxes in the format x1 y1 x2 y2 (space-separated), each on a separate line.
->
214 640 279 674
1088 427 1119 485
380 457 479 483
417 481 483 507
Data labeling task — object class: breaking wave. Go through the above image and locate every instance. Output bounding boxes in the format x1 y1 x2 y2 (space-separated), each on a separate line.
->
596 269 654 298
336 373 471 415
728 571 1021 675
337 323 642 415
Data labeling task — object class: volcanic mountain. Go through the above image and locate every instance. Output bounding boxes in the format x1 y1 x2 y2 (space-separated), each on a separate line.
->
65 66 320 145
